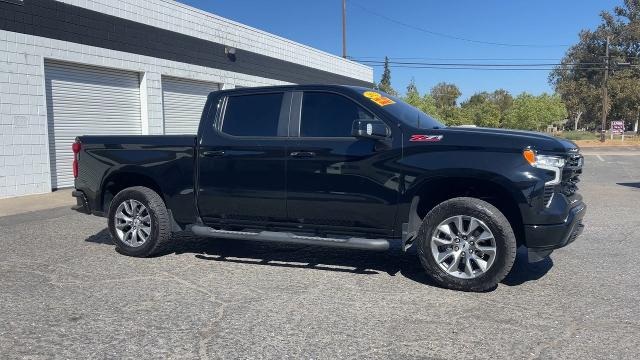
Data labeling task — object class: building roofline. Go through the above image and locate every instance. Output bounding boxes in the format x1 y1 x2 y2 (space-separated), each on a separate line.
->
158 0 371 71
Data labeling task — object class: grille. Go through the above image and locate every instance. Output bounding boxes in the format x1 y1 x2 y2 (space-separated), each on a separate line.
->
561 154 583 197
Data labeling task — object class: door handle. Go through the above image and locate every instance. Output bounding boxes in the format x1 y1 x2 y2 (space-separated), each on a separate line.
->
290 151 316 158
202 150 226 157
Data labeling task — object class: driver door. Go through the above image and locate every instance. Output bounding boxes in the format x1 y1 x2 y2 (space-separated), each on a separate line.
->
285 91 401 235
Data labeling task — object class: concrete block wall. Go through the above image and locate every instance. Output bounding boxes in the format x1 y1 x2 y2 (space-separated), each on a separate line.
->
0 32 50 197
0 29 291 199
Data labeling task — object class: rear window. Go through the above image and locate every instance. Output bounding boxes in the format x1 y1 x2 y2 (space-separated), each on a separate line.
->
222 93 283 137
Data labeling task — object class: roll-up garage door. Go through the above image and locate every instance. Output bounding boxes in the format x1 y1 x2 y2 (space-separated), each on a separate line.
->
162 77 220 134
45 61 142 189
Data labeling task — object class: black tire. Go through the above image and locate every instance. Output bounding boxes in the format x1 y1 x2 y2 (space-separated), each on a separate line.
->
416 197 517 292
107 186 171 257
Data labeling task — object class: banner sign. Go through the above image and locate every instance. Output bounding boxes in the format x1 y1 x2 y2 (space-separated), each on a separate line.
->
611 121 624 135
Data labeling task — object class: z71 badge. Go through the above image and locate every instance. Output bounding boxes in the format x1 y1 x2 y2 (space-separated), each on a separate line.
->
410 134 443 142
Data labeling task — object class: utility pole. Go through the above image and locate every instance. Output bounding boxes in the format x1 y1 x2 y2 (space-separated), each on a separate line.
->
342 0 347 58
600 36 610 142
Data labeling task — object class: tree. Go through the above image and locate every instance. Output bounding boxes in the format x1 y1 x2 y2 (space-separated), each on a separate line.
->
503 93 568 131
555 78 597 130
488 89 514 118
438 107 466 126
377 56 398 96
402 79 440 118
461 100 501 128
462 92 490 107
458 89 512 128
406 77 419 96
549 0 640 130
430 82 462 111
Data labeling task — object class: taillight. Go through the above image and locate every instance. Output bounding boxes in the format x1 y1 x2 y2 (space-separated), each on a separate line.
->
72 140 81 178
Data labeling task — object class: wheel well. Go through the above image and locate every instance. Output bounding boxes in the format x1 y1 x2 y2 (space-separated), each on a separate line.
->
101 172 164 213
414 178 524 245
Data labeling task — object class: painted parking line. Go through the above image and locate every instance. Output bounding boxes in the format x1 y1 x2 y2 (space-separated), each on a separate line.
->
596 154 605 162
582 153 640 156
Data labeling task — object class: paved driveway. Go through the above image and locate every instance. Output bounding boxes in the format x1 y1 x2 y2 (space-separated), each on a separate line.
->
1 148 639 359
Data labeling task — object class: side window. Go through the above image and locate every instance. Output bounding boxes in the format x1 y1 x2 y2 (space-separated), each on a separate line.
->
301 92 373 137
221 93 283 137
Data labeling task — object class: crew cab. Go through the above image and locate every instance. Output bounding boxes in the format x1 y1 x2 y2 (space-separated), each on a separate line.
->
71 85 586 291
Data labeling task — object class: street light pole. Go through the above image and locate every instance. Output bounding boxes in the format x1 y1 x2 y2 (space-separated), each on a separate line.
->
342 0 347 58
600 36 610 142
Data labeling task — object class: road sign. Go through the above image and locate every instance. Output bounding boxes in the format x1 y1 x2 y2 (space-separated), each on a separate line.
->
611 121 625 135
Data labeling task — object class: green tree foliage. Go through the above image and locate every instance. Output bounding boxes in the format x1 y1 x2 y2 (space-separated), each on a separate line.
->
503 93 568 131
377 56 398 96
488 89 514 126
406 77 419 98
464 92 491 107
430 82 462 110
399 82 566 130
461 100 501 128
459 89 513 127
427 82 462 125
402 78 440 118
549 0 640 130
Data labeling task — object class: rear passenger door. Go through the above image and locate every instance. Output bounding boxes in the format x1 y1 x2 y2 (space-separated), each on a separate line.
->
286 91 400 235
197 91 291 226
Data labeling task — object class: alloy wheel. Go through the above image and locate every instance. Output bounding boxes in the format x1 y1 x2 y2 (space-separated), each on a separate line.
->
114 199 151 247
430 215 497 279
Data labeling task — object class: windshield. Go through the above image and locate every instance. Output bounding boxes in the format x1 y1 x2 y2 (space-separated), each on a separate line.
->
382 94 445 129
358 90 445 129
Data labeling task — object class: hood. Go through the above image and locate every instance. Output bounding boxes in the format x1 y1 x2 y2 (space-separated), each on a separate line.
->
440 127 579 154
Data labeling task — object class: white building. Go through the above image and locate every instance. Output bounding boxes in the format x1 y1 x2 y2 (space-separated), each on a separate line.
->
0 0 373 198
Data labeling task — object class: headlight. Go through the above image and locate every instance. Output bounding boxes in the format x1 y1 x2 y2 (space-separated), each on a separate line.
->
523 149 564 185
536 155 565 168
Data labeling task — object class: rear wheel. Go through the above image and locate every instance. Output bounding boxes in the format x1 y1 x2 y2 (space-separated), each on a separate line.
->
416 197 516 292
107 186 171 257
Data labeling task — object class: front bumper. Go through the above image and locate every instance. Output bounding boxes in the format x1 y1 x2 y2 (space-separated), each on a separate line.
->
524 201 586 251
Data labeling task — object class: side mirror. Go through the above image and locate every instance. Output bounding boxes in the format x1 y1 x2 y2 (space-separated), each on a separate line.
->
352 119 390 140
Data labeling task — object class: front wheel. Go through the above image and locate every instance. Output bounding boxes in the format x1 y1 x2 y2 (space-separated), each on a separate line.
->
107 186 171 257
416 197 517 292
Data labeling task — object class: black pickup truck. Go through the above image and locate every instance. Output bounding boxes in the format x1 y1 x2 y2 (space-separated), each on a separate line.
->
72 85 585 291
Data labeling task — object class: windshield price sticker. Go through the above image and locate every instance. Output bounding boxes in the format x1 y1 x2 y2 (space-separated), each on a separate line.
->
363 91 395 107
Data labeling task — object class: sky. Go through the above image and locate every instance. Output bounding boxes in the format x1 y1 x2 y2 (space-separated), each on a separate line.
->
180 0 619 101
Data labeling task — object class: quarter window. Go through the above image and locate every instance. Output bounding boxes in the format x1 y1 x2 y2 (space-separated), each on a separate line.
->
222 93 283 137
300 92 373 137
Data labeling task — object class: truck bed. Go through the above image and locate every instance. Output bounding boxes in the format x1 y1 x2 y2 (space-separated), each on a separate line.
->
75 135 198 224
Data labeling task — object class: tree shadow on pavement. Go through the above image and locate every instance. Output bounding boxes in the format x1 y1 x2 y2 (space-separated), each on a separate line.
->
85 229 554 290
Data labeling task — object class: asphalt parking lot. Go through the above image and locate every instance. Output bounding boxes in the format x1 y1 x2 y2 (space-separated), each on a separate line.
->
1 147 639 359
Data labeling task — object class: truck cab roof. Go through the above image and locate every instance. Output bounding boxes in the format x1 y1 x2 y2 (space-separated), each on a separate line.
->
213 84 371 95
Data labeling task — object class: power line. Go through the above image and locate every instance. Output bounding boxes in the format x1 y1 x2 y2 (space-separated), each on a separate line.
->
350 56 567 61
357 60 603 67
349 1 570 48
357 59 606 70
365 64 606 71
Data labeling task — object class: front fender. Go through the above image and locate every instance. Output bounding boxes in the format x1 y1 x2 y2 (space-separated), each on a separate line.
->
393 147 542 236
401 148 538 203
